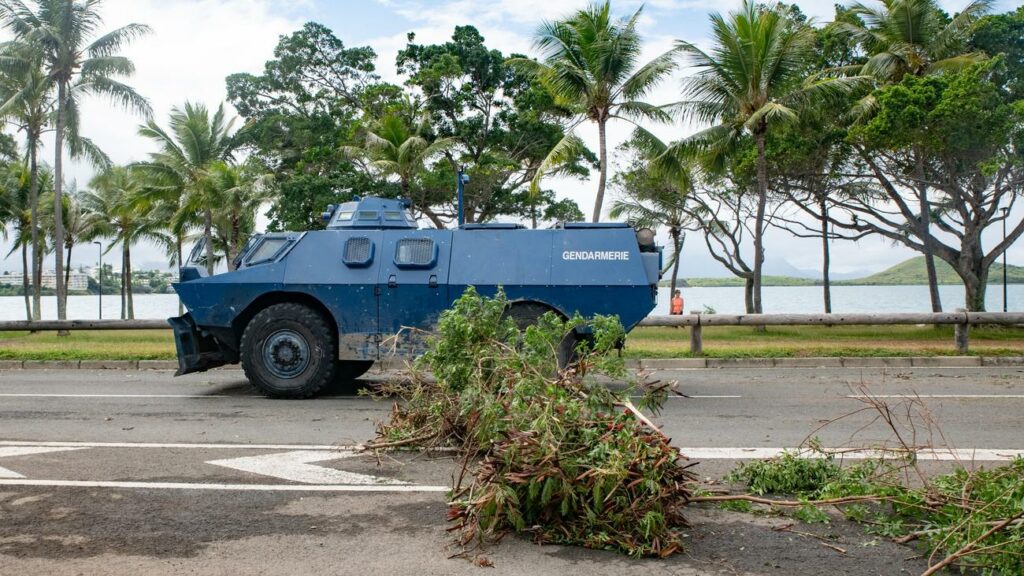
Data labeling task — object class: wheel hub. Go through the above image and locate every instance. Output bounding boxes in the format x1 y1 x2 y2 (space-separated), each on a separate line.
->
263 330 310 379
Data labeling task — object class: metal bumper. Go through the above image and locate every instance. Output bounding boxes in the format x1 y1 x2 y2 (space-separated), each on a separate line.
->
168 314 231 376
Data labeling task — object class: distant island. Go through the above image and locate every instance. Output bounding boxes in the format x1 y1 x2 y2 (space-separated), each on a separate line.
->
665 257 1024 288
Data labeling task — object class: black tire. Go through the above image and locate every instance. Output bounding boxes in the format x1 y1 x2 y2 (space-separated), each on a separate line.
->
240 303 336 399
504 302 578 369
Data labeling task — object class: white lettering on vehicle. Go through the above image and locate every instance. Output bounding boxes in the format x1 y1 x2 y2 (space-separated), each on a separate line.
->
561 250 630 261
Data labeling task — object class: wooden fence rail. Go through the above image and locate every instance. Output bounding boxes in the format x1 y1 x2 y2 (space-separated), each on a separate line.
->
1 311 1022 354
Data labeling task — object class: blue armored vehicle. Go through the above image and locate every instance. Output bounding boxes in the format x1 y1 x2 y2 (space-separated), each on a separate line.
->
170 195 661 398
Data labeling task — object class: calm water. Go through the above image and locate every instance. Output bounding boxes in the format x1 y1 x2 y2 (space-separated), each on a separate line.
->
1 284 1021 321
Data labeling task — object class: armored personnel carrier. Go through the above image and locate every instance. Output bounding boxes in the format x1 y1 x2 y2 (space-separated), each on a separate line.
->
170 195 661 398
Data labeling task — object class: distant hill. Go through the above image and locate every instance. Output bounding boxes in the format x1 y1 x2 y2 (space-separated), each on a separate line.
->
659 256 1024 288
836 257 1024 286
663 276 818 287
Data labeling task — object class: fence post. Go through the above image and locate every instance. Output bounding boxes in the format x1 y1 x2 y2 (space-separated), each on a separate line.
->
954 308 969 354
690 311 703 356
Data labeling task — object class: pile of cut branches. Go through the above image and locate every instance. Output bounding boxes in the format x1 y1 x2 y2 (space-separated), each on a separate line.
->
368 288 696 557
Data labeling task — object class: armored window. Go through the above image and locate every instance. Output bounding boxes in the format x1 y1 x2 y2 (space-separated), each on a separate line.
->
335 210 354 221
343 237 374 267
247 238 289 265
383 211 404 221
358 211 378 220
394 238 437 268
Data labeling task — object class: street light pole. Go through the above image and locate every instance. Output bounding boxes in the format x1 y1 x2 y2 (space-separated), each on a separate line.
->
1002 207 1009 313
94 241 102 319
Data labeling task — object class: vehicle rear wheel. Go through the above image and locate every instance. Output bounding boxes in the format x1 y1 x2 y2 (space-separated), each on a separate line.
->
240 303 336 399
504 302 579 369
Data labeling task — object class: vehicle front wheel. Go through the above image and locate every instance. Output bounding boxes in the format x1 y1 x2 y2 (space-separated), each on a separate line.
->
240 303 336 399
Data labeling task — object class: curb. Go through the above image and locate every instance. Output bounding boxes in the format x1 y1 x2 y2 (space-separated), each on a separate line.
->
0 356 1021 371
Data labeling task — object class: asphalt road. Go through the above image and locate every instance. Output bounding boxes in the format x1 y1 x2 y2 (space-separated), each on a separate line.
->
0 365 1021 575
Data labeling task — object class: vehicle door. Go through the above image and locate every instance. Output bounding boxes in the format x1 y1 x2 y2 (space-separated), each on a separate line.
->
377 229 453 357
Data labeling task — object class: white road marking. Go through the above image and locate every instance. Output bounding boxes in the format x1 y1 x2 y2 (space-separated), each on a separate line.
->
0 479 449 492
667 395 742 399
0 393 229 399
207 450 409 485
847 395 1024 399
679 447 1024 461
0 446 89 478
0 441 355 450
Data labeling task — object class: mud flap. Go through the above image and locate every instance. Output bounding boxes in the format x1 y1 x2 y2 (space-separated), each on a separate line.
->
168 314 230 375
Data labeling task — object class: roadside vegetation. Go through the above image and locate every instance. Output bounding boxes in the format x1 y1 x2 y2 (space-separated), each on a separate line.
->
708 391 1024 575
3 324 1024 360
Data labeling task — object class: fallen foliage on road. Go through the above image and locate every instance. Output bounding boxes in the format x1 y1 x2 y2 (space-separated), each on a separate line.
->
368 288 697 557
708 390 1024 576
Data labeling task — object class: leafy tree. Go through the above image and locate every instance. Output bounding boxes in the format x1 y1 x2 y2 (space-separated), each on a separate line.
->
672 0 858 313
513 3 675 222
0 0 151 320
970 5 1024 99
833 0 994 311
831 60 1024 311
136 102 239 275
397 26 589 226
226 23 384 232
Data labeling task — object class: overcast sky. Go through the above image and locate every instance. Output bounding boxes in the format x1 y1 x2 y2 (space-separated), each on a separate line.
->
1 0 1020 278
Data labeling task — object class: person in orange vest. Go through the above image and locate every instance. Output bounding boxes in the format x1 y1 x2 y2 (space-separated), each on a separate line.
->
670 289 684 315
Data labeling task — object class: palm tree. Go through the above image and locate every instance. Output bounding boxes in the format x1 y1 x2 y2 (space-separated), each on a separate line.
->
610 134 694 297
81 166 162 319
207 161 271 269
0 59 52 320
0 0 151 321
58 188 103 292
136 102 238 275
342 114 453 228
837 0 992 82
1 160 33 318
834 0 992 313
514 1 678 222
672 0 859 313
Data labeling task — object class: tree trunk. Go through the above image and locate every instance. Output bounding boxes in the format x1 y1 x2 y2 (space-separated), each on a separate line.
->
204 208 214 276
820 196 832 314
54 81 67 325
744 277 755 314
177 236 184 315
120 246 127 320
963 269 987 312
21 242 31 321
64 242 73 296
591 118 608 223
125 242 134 320
29 141 41 321
669 227 682 297
227 213 241 272
914 156 942 312
752 129 769 318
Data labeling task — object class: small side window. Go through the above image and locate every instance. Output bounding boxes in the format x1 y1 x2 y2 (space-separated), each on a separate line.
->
394 238 437 269
247 238 289 265
343 237 374 267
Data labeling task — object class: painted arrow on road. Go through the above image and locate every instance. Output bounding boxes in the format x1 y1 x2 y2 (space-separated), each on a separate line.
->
0 446 89 478
206 450 408 485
